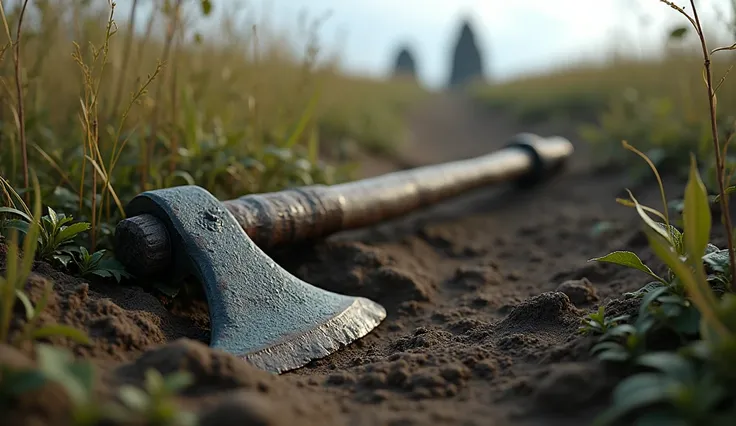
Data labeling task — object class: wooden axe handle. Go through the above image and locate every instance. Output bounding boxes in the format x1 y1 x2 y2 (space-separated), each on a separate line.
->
226 133 572 247
115 133 572 277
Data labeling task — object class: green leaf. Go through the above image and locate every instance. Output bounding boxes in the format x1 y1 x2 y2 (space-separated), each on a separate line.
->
36 344 93 406
635 352 695 382
682 155 711 261
46 207 58 226
703 249 730 274
590 251 666 283
0 367 48 396
55 222 91 245
626 190 673 244
669 26 689 39
625 281 667 299
670 305 701 335
200 0 212 15
593 373 674 426
52 253 73 269
31 324 91 345
15 289 34 320
0 206 33 222
644 228 724 336
66 360 96 395
162 371 194 393
88 249 106 266
118 385 150 411
655 222 684 255
1 218 30 236
87 258 133 283
713 185 736 202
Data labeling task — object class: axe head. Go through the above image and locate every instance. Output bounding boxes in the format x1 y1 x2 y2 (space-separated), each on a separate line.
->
117 185 386 374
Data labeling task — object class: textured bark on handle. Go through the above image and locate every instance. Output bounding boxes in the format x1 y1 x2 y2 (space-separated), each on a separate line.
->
222 133 572 247
114 133 573 277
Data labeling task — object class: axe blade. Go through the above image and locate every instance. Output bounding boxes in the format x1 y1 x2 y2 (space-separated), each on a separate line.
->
120 185 386 373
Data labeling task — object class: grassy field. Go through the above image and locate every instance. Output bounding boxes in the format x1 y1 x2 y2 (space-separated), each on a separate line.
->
471 47 736 183
0 0 427 250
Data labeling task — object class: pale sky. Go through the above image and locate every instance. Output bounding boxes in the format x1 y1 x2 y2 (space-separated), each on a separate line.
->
134 0 735 89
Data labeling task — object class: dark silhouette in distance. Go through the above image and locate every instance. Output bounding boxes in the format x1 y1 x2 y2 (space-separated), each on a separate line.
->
448 18 486 89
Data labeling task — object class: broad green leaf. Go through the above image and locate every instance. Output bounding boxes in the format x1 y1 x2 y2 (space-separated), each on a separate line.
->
0 206 32 222
46 207 58 226
682 155 711 261
635 352 695 382
703 249 730 274
592 373 674 426
645 228 727 338
88 249 106 266
602 324 637 339
597 349 631 363
591 341 625 354
590 251 666 283
638 286 672 319
1 218 30 236
55 222 91 245
654 223 684 255
705 243 721 255
0 368 48 396
52 253 73 269
669 26 689 39
31 324 91 345
57 216 73 227
67 361 96 395
671 305 701 335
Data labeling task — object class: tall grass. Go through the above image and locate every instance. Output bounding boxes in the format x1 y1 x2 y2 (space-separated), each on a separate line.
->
0 0 426 250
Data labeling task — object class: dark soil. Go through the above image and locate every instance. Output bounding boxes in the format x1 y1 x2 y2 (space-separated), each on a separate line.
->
1 94 692 426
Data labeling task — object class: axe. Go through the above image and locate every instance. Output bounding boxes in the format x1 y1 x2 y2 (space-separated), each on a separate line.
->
113 133 573 373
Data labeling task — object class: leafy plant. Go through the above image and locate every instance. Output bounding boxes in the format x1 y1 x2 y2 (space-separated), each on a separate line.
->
1 178 91 267
0 175 90 348
578 306 630 336
116 369 197 426
591 322 648 363
594 351 733 426
590 146 736 424
72 247 131 283
1 345 199 426
33 343 108 426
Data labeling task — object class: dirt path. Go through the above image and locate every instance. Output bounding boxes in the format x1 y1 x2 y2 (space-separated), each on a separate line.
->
3 94 671 426
272 94 659 426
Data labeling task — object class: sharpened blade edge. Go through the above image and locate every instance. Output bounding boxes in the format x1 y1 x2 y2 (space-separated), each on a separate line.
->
240 297 387 374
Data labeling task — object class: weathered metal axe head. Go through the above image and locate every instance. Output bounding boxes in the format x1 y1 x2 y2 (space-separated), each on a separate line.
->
120 185 386 374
